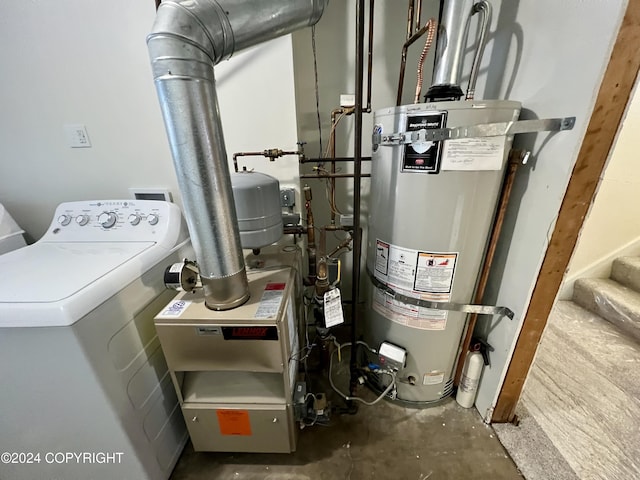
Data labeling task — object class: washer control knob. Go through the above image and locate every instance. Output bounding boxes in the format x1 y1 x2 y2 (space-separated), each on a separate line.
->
57 214 72 226
75 214 90 226
147 214 159 226
98 212 118 229
128 214 141 226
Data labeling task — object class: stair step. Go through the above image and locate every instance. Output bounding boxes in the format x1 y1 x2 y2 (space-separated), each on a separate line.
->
517 301 640 479
612 256 640 293
573 278 640 344
548 301 640 399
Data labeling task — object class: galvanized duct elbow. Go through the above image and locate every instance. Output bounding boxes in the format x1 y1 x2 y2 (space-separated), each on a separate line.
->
148 0 328 310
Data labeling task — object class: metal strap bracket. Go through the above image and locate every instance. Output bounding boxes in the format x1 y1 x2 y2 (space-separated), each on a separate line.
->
372 116 576 147
368 269 514 320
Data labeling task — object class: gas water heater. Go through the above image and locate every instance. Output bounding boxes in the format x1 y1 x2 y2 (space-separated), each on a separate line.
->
365 100 520 405
360 0 578 407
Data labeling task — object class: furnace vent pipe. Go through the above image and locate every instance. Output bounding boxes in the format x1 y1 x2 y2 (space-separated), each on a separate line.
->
148 0 328 310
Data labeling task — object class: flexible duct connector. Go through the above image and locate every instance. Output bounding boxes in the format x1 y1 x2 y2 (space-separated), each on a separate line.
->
148 0 328 310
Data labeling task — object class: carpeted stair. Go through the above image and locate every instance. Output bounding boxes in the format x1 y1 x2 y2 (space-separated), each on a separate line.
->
494 256 640 479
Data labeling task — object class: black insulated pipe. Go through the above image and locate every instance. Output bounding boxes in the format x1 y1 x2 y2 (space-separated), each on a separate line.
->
349 0 366 397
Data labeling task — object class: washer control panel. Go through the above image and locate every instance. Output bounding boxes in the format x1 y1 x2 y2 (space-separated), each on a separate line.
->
43 200 187 246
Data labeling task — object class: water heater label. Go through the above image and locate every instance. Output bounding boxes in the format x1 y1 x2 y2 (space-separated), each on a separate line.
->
423 371 445 385
379 243 418 291
414 252 457 294
375 240 389 275
402 112 446 174
372 286 448 330
441 136 506 171
374 240 457 297
373 239 458 330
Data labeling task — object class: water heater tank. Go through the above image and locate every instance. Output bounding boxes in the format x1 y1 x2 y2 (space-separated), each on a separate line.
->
231 171 283 250
366 99 521 406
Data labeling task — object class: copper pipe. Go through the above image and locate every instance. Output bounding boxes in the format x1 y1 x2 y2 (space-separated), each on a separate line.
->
414 0 422 33
396 21 434 106
329 108 342 223
304 185 317 280
315 259 330 298
453 153 521 386
414 19 437 103
406 0 415 40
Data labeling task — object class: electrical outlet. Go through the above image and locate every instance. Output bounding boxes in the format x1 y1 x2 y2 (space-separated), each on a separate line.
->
64 124 91 148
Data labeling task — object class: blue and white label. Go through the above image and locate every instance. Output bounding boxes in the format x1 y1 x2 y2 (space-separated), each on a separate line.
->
158 299 191 318
372 124 383 152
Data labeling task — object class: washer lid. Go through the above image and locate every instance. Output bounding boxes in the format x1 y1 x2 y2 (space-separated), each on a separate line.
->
0 241 154 303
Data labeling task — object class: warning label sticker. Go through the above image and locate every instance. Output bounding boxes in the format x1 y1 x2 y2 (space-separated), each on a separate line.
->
414 252 457 294
217 410 252 436
385 245 418 291
375 240 389 276
254 283 286 319
372 286 447 330
441 136 506 171
423 371 445 386
374 240 457 297
372 240 458 330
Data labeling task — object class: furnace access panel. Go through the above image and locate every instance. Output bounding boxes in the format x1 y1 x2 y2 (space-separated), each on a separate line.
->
154 246 302 453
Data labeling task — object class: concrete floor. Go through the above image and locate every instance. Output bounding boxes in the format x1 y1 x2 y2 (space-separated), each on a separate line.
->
170 398 522 480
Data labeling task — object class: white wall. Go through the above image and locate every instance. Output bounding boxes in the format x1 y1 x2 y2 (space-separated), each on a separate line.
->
473 0 628 420
559 80 640 298
0 0 300 241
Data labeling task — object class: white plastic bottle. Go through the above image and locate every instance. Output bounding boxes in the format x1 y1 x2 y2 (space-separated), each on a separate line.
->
456 350 484 408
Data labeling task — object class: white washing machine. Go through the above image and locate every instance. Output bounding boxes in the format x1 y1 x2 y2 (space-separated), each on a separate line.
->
0 202 26 254
0 200 192 480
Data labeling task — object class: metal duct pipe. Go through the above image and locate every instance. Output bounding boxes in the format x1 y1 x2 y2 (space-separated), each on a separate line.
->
427 0 475 101
148 0 328 310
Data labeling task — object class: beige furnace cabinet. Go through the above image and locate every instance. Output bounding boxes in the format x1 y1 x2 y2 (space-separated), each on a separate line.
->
154 246 302 453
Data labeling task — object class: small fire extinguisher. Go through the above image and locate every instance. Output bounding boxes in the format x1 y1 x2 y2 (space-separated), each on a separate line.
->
456 337 493 408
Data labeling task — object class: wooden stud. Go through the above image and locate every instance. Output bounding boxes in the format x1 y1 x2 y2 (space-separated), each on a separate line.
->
492 0 640 423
